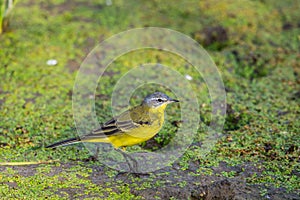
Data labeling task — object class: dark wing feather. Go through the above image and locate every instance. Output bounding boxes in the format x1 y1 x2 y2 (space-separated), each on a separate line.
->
83 110 139 138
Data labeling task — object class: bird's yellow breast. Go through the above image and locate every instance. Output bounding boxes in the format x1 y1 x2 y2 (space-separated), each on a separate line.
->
108 104 167 148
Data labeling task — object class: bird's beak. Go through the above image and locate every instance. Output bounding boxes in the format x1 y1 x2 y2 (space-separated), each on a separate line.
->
168 98 179 103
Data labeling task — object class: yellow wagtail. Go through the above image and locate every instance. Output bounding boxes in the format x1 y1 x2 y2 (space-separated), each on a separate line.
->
46 92 179 149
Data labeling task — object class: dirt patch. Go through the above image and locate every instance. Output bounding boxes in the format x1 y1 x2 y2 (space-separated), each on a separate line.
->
88 160 299 199
66 59 81 73
193 26 229 50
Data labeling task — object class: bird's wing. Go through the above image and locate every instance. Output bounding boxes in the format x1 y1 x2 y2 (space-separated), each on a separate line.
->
82 110 139 139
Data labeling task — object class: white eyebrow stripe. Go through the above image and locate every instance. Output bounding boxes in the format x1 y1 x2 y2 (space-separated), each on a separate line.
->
153 97 167 101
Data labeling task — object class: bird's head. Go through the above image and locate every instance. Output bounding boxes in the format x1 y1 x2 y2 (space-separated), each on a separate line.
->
142 92 179 108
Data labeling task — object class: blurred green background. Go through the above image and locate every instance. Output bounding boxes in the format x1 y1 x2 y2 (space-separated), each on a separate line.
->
0 0 299 199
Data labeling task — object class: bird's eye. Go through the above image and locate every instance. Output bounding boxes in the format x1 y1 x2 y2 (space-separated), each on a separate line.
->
157 98 163 102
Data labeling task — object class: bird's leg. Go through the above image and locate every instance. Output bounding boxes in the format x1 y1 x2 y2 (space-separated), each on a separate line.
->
115 148 138 173
93 146 100 160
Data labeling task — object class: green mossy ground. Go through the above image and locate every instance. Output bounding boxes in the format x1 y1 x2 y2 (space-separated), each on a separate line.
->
0 0 299 199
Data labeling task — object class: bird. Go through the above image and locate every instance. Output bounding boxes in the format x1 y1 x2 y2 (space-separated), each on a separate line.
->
46 92 179 149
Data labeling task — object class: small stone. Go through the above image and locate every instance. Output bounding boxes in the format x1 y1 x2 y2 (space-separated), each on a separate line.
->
185 74 193 80
46 59 58 66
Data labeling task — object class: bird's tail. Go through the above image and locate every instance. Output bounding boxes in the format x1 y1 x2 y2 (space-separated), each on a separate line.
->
46 138 80 149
